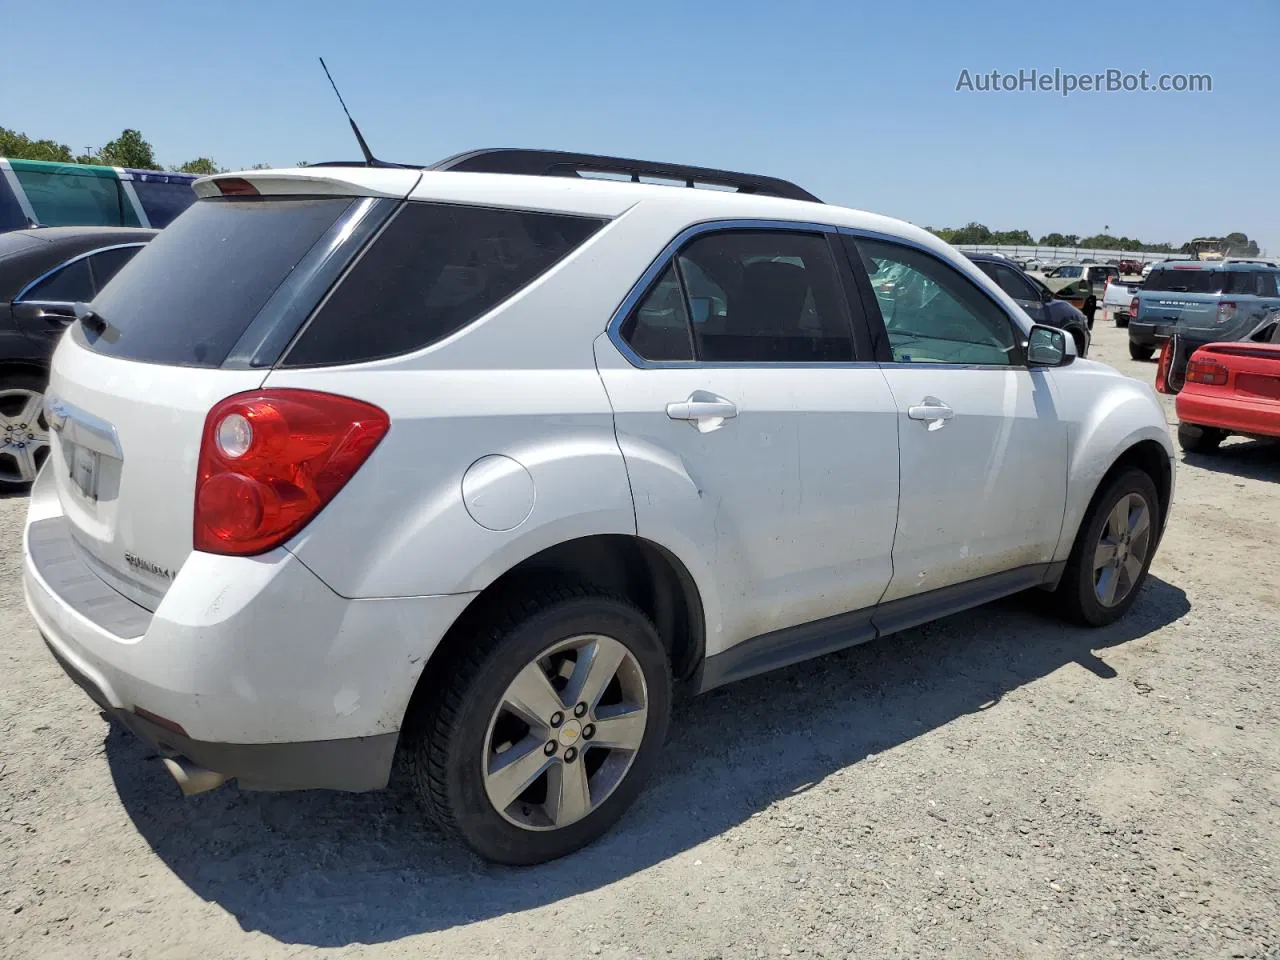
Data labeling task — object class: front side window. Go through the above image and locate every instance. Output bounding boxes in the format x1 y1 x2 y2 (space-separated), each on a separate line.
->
18 256 93 304
976 261 1038 302
856 238 1020 366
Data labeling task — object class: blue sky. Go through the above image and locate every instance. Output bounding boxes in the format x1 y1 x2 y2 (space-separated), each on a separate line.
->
4 0 1275 252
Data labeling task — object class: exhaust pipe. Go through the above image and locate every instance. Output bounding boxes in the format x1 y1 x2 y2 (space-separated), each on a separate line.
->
162 757 228 796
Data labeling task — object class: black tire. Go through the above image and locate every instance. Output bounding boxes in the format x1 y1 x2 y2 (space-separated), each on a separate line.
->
1071 329 1088 358
1055 468 1161 627
407 584 672 865
1178 422 1225 454
1115 313 1130 329
1085 299 1097 327
1129 341 1155 362
0 369 51 493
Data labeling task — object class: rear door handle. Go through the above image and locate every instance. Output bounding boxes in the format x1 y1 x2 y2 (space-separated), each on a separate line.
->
666 392 738 433
907 397 954 430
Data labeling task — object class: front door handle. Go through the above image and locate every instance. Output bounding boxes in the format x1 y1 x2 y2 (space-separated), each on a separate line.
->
666 392 738 433
907 397 954 430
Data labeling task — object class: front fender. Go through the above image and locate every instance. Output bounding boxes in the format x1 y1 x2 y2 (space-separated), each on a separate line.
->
1051 365 1175 561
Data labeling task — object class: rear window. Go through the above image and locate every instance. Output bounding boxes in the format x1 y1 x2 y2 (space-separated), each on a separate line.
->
83 197 355 366
283 202 605 366
1144 268 1225 295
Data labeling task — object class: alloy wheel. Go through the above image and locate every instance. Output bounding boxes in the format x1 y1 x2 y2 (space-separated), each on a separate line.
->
1092 492 1152 607
0 388 50 485
483 634 648 831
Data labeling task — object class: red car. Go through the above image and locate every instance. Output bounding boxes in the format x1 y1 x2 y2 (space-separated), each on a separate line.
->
1157 340 1280 453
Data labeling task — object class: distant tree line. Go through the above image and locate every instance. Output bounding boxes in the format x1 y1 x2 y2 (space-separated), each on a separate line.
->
926 221 1262 257
0 125 286 175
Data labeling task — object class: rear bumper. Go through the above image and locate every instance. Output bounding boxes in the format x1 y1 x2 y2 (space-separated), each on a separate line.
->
1128 322 1165 347
1176 391 1280 439
22 469 475 791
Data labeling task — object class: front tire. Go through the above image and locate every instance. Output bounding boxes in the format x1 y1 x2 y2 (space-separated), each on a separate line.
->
1055 468 1160 627
1129 342 1155 361
1178 422 1226 454
408 585 672 865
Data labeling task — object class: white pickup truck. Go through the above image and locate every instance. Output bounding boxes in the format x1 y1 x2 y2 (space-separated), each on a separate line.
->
1103 276 1144 327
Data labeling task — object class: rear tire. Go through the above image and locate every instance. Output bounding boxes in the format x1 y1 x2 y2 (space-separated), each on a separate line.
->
1129 342 1155 362
1178 422 1226 454
406 584 672 865
1055 468 1160 627
1071 329 1088 358
1115 313 1130 329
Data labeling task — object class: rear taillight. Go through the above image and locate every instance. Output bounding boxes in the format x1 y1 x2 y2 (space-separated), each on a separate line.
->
1155 339 1174 393
1130 296 1140 318
1185 357 1229 387
1217 301 1237 324
194 390 389 556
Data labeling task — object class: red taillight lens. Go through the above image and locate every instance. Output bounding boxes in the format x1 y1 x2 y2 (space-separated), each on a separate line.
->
1130 296 1140 318
1217 301 1237 324
1185 357 1229 386
215 177 259 196
194 390 389 555
1155 340 1173 393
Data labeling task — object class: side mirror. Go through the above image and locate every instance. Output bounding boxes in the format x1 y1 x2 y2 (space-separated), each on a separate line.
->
1026 324 1073 367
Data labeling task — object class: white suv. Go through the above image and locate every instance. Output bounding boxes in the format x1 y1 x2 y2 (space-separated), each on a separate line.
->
23 150 1175 864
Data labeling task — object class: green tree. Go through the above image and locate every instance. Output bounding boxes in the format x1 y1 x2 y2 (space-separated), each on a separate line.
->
0 127 75 162
97 129 160 170
175 157 222 175
250 162 272 170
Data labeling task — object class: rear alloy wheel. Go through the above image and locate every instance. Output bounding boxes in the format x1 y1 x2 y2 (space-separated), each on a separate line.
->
409 587 672 864
1056 468 1159 627
1178 423 1226 455
0 374 51 491
1129 342 1155 362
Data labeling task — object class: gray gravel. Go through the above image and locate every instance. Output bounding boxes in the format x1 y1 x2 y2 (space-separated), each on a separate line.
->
2 318 1278 960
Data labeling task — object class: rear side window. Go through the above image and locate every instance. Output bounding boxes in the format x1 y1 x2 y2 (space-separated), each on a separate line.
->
620 265 695 361
1144 268 1224 294
284 203 606 366
18 257 93 303
86 246 142 290
1224 270 1279 297
84 197 355 366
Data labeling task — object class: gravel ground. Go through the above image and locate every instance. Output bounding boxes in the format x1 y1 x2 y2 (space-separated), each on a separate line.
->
2 317 1278 960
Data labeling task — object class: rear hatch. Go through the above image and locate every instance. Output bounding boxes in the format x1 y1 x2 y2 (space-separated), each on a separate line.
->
1137 265 1241 338
43 170 418 610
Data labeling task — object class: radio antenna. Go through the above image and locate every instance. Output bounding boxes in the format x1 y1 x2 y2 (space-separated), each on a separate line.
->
319 57 378 167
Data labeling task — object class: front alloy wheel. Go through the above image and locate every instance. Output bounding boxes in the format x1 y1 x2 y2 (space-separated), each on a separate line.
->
1091 493 1152 608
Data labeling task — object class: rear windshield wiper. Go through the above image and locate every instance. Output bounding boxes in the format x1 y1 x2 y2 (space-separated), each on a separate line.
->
73 302 110 336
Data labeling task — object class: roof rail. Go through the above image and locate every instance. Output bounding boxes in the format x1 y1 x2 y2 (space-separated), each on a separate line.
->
428 148 822 203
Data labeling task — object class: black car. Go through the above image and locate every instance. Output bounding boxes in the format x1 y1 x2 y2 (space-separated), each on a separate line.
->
966 253 1092 357
0 226 157 490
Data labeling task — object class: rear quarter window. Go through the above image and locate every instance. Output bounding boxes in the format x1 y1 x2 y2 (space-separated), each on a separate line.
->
282 202 605 366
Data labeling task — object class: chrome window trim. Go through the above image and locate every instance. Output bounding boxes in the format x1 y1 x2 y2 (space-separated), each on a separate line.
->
604 218 889 370
13 242 149 304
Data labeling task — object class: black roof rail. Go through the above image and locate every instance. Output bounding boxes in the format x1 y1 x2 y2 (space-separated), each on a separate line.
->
428 148 822 203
